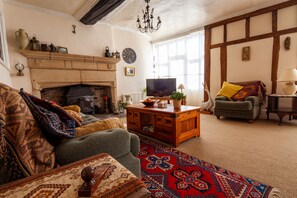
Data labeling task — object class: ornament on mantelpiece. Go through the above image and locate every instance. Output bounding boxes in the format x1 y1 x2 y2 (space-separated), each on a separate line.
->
15 29 29 50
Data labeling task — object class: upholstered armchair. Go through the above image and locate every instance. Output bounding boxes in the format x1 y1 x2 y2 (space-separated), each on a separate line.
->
214 81 266 123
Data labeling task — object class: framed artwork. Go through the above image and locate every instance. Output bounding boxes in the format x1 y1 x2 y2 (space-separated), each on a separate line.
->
0 6 9 70
242 46 250 61
57 46 68 53
125 67 135 76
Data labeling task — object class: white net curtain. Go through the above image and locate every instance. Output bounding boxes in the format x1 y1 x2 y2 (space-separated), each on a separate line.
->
152 30 205 106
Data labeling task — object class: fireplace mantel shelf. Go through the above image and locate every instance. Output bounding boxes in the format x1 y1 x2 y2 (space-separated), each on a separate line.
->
19 50 120 64
20 50 119 105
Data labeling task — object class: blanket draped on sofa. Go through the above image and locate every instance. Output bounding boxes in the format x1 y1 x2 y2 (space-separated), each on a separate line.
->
0 83 55 182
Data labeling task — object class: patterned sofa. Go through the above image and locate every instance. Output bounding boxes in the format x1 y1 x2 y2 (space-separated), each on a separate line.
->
0 83 141 185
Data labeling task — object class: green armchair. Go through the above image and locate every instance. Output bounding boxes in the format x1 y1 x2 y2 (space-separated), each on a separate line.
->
214 81 266 123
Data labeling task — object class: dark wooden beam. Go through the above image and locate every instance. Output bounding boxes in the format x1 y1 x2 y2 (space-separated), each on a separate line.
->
205 0 297 29
211 27 297 48
271 36 280 94
246 18 250 38
220 46 227 85
80 0 125 25
272 10 278 32
223 24 227 42
204 28 211 102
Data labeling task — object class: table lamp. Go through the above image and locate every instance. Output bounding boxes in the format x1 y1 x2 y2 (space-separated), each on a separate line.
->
178 84 185 93
277 68 297 95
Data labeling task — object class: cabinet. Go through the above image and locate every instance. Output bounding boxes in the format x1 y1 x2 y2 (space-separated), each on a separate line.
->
126 105 200 147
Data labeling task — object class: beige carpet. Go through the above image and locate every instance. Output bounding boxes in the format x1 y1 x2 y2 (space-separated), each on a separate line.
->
123 113 297 197
176 114 297 198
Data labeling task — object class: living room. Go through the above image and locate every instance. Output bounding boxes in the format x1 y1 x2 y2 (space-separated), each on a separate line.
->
0 0 297 197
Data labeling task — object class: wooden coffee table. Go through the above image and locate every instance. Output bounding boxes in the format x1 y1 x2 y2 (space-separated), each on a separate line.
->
0 153 149 198
126 104 201 147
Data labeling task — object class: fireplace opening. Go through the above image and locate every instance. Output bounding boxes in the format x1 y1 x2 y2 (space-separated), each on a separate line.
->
41 85 112 114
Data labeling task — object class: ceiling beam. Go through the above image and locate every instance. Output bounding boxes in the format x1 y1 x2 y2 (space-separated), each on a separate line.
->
80 0 126 25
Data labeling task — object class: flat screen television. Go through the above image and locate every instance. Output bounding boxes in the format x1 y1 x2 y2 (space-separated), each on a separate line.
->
146 78 176 97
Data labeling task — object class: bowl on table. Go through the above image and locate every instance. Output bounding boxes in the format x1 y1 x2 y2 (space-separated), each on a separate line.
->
140 100 158 107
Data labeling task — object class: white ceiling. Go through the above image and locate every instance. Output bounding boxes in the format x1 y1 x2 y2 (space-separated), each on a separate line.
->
11 0 288 41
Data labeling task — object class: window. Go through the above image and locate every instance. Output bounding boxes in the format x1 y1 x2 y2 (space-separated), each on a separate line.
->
152 30 205 106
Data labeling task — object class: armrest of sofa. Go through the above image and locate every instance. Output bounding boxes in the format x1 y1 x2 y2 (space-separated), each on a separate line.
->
245 96 260 106
215 96 229 101
55 128 137 165
130 133 140 157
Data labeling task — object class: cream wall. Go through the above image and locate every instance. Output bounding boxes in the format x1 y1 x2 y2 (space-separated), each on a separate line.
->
227 38 273 93
112 28 153 100
3 1 151 98
0 0 11 86
210 4 297 98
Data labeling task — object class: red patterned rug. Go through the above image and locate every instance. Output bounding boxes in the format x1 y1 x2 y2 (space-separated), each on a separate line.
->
138 136 280 198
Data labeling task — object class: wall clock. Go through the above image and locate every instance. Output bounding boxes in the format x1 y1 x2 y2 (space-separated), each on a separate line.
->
122 48 136 64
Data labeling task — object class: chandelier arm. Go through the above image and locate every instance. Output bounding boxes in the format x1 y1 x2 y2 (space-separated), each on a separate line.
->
136 0 161 33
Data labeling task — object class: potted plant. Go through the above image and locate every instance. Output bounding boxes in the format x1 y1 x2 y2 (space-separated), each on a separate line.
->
170 91 186 109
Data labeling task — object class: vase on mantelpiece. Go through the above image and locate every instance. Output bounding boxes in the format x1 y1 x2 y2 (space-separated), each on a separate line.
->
125 95 133 105
15 29 29 50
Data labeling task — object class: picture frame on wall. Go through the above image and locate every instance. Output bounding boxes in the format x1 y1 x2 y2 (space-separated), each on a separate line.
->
125 67 135 76
242 46 250 61
57 46 68 54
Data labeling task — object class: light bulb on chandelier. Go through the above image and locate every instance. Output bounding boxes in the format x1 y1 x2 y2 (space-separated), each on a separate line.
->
136 0 161 33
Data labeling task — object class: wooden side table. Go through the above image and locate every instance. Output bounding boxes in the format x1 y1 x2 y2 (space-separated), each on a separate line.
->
266 94 297 125
0 153 149 198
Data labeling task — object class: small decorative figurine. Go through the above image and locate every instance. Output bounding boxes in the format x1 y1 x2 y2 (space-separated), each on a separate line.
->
105 46 111 57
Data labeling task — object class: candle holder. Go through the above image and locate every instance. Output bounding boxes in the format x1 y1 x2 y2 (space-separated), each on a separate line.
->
15 62 25 76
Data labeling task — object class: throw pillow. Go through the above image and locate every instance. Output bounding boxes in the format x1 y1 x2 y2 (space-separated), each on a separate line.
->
19 90 77 145
217 81 244 99
66 110 83 123
232 82 260 101
63 105 81 113
76 118 125 137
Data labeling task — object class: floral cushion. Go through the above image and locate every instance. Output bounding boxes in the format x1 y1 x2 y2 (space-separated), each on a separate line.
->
232 82 260 101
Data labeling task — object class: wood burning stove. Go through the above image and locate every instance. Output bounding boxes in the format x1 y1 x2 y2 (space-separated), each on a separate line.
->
66 85 95 114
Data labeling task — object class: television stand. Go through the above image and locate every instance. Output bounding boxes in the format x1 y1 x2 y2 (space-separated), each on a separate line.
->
150 96 187 105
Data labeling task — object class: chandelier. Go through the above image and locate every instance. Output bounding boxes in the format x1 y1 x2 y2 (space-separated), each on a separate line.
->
136 0 161 33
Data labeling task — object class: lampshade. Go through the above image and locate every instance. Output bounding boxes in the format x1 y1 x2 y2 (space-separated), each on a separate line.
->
277 68 297 95
277 69 297 82
178 84 185 90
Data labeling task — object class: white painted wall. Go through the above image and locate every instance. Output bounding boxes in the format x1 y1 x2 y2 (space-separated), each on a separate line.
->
227 38 273 94
210 4 297 99
112 27 153 101
227 20 245 41
3 1 151 97
250 12 272 37
278 32 297 94
210 48 221 100
0 0 11 86
0 66 11 85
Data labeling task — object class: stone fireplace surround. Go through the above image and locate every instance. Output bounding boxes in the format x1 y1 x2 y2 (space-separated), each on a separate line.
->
20 50 120 108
